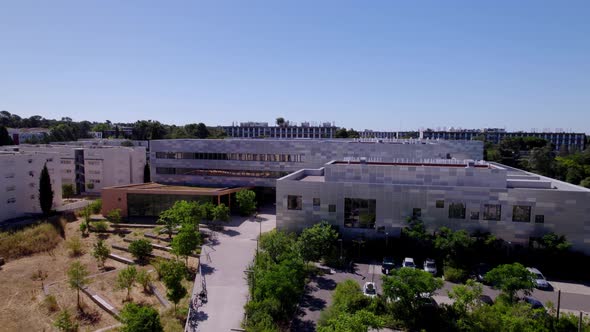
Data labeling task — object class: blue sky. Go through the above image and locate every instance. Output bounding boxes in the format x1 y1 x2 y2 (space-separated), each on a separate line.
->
1 1 589 132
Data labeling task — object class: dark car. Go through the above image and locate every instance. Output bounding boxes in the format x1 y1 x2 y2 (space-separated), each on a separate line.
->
523 296 545 310
382 257 395 274
479 295 494 305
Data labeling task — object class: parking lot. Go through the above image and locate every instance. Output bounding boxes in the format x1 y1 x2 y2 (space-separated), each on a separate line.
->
292 260 590 331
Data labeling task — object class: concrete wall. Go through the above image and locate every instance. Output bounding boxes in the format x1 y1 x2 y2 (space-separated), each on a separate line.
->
150 139 483 187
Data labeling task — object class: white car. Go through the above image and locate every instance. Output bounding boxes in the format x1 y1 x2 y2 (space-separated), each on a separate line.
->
363 282 377 298
402 257 416 269
423 259 437 275
527 267 550 289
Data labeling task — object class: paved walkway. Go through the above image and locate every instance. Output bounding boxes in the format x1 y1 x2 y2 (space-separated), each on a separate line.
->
187 208 276 331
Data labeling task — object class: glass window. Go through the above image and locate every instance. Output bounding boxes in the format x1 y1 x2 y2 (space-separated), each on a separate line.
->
448 203 466 219
436 200 444 208
535 215 544 224
413 208 422 218
156 167 175 175
345 198 376 228
512 206 531 222
329 204 336 213
313 198 320 206
483 204 502 221
287 195 302 210
470 211 480 220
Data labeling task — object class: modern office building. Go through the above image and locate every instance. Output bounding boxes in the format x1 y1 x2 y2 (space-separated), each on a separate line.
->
1 144 146 195
359 129 587 151
276 159 590 254
0 150 62 221
219 121 338 139
150 138 484 188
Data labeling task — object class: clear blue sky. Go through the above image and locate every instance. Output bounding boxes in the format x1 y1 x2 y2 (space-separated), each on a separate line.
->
1 1 589 132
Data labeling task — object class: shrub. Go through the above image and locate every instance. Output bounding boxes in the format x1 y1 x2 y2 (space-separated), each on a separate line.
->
53 309 78 332
66 236 84 257
92 239 110 269
88 199 102 214
107 208 122 224
42 295 59 313
444 265 468 283
0 223 63 260
236 189 257 216
92 221 109 232
116 266 138 301
128 239 153 263
120 303 163 332
62 184 75 199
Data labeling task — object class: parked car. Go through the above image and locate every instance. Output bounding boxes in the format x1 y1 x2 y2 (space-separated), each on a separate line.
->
523 296 545 310
423 259 437 275
527 267 550 289
382 257 395 274
402 257 416 269
363 282 377 298
479 295 494 305
472 263 492 284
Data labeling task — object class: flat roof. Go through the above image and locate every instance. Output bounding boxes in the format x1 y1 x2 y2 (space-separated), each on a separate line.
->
331 161 492 168
299 175 325 182
103 182 249 196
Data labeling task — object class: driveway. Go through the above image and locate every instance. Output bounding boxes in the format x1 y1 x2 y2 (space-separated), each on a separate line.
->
187 207 276 331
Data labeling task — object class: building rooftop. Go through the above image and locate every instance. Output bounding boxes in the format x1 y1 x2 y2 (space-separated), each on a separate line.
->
102 182 248 196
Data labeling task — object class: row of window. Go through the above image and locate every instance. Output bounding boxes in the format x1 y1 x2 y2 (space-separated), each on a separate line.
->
155 152 305 163
6 197 16 204
156 167 290 179
286 197 545 226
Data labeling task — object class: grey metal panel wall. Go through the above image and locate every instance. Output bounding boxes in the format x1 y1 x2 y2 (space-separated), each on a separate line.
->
276 175 590 254
150 139 483 187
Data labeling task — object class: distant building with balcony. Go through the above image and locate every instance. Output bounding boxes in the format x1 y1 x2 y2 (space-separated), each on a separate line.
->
219 121 338 139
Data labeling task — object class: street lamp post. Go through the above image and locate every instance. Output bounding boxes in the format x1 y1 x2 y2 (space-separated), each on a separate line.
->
338 239 343 262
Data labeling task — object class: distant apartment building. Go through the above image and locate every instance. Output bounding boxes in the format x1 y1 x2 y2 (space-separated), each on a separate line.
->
1 144 146 195
150 138 483 188
0 150 62 221
219 121 338 139
276 159 590 254
7 128 50 144
359 129 587 151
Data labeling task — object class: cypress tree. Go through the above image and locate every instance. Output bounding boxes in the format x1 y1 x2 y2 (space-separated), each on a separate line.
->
143 164 150 183
0 125 13 146
39 163 54 215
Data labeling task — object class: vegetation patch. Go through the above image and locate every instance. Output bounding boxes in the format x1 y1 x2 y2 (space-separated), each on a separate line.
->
0 222 64 260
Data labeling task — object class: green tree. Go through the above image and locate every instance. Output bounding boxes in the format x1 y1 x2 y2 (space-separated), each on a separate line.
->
0 125 13 146
53 309 78 332
434 227 474 265
581 177 590 188
297 221 338 262
195 122 209 138
116 266 138 301
236 189 257 216
170 222 200 265
447 279 484 315
334 128 349 138
92 239 110 270
212 203 230 222
382 268 443 313
527 146 556 177
67 261 89 310
39 163 54 215
158 200 201 239
276 117 285 127
119 303 163 332
143 164 150 183
159 260 187 312
484 263 534 303
318 310 384 332
259 230 297 263
128 239 153 263
318 279 371 327
136 269 153 293
200 201 215 222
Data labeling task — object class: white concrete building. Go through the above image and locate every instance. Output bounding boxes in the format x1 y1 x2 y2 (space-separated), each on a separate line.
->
1 144 146 196
0 150 62 221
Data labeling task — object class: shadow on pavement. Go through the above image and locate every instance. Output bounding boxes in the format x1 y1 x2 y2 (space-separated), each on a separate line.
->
200 263 216 276
290 319 316 332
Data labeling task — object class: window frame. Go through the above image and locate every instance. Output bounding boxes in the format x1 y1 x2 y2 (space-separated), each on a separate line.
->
287 195 303 210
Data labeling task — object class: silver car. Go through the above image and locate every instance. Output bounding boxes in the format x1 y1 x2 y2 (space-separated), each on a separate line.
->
527 267 550 289
423 259 437 275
